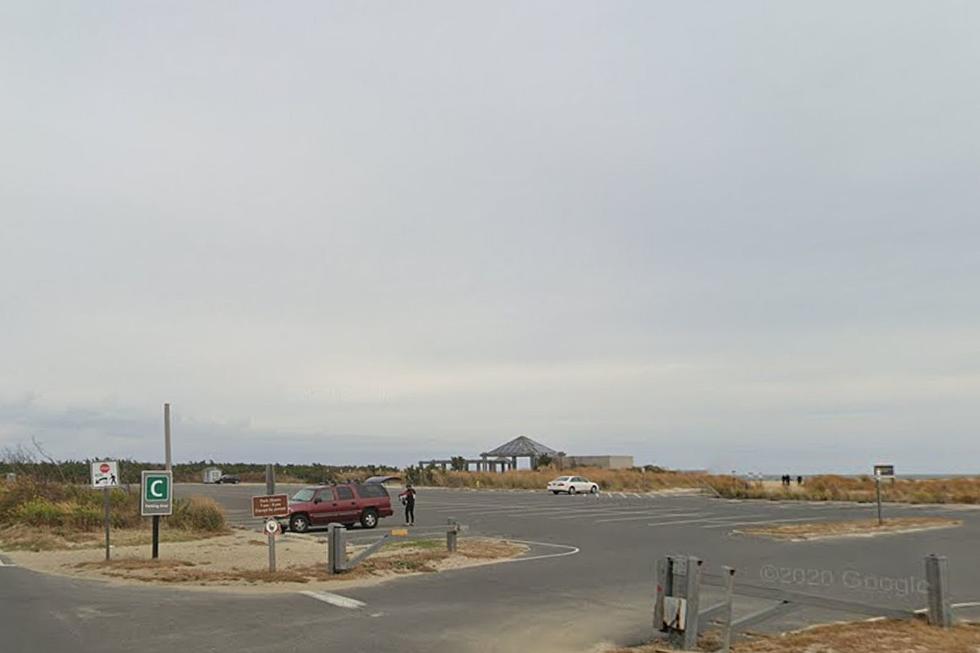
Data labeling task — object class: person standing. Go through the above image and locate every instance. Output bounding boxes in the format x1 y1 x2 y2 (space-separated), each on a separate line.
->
399 483 417 526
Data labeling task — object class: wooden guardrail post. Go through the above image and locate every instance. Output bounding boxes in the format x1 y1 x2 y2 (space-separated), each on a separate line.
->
925 554 952 627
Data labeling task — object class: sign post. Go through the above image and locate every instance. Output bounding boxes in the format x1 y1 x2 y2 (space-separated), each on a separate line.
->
873 464 894 526
267 464 276 572
91 461 119 561
152 404 174 559
252 466 288 574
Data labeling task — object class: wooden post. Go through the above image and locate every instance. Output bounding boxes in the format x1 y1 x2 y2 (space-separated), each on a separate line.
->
925 554 952 627
720 566 736 652
447 518 458 552
266 464 276 572
875 476 883 526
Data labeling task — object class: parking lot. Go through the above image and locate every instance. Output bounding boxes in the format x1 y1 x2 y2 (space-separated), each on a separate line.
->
4 484 979 652
187 483 980 633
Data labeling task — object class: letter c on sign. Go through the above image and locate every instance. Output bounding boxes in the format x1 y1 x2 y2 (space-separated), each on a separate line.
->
150 479 165 499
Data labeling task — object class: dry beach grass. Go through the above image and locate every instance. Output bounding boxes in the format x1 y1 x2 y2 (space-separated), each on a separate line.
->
736 516 962 541
7 529 527 589
608 619 980 653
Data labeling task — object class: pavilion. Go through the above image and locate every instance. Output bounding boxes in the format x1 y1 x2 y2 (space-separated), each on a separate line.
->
479 435 561 472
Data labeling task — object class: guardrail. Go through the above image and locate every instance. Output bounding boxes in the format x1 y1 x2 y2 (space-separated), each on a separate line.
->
327 519 465 574
654 553 953 651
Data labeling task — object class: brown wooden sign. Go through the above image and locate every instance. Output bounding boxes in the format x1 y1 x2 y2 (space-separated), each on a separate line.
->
251 494 290 518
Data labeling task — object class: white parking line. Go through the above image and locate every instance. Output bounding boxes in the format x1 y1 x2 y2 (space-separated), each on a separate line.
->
427 503 539 512
548 508 684 520
466 503 662 518
701 516 832 529
441 505 569 516
500 540 580 563
646 514 769 527
595 511 711 524
300 591 366 609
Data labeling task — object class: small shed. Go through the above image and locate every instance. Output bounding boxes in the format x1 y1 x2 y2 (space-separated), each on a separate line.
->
202 467 223 484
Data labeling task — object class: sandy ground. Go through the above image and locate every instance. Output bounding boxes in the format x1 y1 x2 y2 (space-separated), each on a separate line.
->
736 517 962 541
607 618 980 653
5 528 527 592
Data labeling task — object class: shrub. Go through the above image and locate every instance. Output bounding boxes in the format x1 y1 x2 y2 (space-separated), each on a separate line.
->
16 498 66 526
167 496 226 532
67 505 103 530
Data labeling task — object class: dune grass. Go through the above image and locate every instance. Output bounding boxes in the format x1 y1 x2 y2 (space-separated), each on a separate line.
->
719 474 980 504
409 468 980 505
0 478 228 551
415 467 717 492
612 619 980 653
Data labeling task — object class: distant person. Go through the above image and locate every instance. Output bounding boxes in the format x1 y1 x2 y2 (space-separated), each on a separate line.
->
399 483 416 526
797 475 803 486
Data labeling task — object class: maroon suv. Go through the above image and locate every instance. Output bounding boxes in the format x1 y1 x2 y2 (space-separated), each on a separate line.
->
281 483 394 532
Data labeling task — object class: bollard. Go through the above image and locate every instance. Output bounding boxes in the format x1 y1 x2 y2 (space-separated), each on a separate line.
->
664 555 702 650
719 566 736 653
327 523 348 574
925 554 952 627
447 518 459 553
681 556 703 650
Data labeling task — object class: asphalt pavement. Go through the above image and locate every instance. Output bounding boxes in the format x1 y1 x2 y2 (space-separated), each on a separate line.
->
3 484 979 652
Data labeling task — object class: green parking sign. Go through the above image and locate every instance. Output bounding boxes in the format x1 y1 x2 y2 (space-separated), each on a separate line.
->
141 470 173 516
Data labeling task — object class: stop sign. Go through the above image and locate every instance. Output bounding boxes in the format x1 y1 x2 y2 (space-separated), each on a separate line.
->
100 463 110 473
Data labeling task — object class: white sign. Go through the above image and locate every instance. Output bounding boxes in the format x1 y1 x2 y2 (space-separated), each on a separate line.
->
265 519 281 536
663 596 688 630
91 461 119 488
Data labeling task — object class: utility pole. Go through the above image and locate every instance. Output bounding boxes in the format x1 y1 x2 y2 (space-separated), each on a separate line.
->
152 403 173 558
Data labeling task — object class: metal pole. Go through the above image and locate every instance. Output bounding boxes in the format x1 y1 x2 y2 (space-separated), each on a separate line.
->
152 516 159 558
266 464 276 573
103 486 111 561
876 476 883 526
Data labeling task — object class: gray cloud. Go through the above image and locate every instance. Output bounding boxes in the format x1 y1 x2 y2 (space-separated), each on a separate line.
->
2 2 979 473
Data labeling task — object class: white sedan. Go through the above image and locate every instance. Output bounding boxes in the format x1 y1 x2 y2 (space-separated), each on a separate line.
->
547 476 599 495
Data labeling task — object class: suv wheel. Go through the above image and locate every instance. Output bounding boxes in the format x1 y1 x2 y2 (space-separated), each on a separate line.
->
289 514 310 533
360 508 379 529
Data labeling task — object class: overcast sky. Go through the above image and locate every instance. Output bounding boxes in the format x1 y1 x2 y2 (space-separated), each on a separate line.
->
2 2 979 473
